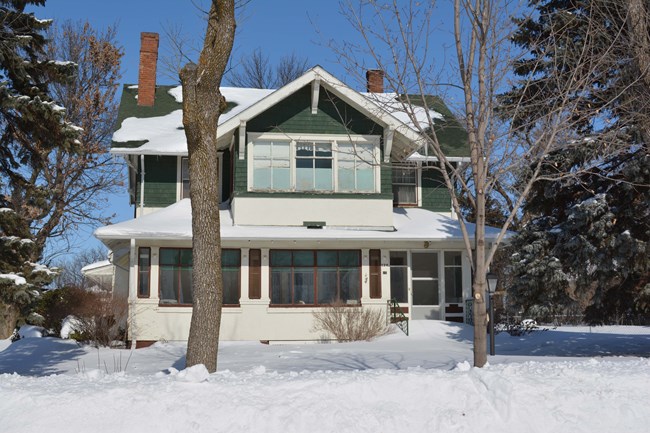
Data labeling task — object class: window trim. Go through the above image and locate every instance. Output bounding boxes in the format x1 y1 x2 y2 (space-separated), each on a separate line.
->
247 132 381 194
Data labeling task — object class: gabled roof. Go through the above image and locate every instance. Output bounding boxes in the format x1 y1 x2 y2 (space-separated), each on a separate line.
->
111 66 467 160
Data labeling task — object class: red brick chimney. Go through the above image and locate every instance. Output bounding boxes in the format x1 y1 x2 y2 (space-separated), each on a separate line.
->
366 69 384 93
138 32 159 107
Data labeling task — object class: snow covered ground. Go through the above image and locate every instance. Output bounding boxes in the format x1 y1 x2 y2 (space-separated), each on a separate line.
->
1 321 649 433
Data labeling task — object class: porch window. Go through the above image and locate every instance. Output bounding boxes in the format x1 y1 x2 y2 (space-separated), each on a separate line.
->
137 247 151 298
270 250 361 306
389 251 408 303
159 248 193 304
444 252 463 303
159 248 241 305
392 165 417 206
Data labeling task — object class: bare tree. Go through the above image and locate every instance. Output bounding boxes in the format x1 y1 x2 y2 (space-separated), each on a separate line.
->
227 48 309 88
336 0 637 366
180 0 236 373
54 246 108 289
8 20 123 260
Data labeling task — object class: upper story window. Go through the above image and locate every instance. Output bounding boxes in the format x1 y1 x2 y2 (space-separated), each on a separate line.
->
181 157 190 199
248 133 380 193
392 164 418 206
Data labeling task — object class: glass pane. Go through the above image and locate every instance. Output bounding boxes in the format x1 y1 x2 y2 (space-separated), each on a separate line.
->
296 142 312 157
222 250 240 267
253 163 271 189
296 166 313 190
317 268 338 304
181 158 189 180
356 168 374 192
180 249 193 266
393 184 416 205
159 266 178 303
138 272 150 297
338 250 360 266
271 251 291 267
445 251 463 266
273 141 290 158
315 142 332 157
412 253 438 278
223 269 240 304
293 251 314 267
357 143 375 164
339 268 360 302
390 251 408 266
294 270 314 304
160 249 179 266
337 142 354 160
413 280 438 305
314 162 332 190
182 180 190 199
445 266 463 303
255 140 272 157
390 267 408 303
338 160 355 190
273 167 290 190
271 268 292 304
317 251 338 267
180 267 193 304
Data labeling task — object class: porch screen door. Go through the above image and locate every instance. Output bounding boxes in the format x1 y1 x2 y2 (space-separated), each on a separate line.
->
411 252 441 320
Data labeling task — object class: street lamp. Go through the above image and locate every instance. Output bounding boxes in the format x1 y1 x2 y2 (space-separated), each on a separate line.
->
486 272 498 356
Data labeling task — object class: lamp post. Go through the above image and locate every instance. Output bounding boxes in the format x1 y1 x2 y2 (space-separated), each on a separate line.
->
486 272 498 356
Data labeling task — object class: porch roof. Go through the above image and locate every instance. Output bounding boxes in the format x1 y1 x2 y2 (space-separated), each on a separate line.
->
94 199 506 243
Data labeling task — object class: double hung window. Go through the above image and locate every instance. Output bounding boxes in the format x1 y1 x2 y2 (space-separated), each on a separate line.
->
249 134 379 193
392 165 418 206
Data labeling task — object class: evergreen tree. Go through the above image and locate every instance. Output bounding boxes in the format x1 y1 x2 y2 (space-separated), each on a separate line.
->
0 0 80 336
505 0 650 324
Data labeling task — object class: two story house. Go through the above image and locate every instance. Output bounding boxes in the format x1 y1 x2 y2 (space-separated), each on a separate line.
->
94 33 500 346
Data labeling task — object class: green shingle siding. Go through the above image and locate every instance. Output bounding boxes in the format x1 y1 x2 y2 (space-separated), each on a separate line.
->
247 86 383 136
135 155 177 207
421 167 451 212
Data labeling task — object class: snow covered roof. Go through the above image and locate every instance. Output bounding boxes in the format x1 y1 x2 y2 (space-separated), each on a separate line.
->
80 260 112 274
111 66 468 159
94 199 504 243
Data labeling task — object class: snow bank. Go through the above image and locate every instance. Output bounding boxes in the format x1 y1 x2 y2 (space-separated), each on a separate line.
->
0 322 649 433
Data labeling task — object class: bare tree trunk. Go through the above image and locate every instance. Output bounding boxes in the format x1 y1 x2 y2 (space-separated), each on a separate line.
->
180 0 236 373
0 302 19 339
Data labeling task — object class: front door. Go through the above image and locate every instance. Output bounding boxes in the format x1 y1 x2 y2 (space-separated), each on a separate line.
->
410 252 441 320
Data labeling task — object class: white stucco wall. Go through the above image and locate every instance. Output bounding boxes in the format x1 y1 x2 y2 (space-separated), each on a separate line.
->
231 197 394 228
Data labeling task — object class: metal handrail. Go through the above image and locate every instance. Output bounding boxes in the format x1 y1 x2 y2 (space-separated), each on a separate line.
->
387 298 409 336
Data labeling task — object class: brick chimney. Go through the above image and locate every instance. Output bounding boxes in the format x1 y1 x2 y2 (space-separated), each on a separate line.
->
366 69 384 93
138 32 159 107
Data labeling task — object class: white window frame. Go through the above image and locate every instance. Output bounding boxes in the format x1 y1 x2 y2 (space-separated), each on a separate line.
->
246 132 381 193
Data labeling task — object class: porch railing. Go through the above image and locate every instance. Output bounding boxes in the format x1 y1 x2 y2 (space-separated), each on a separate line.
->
387 299 409 336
